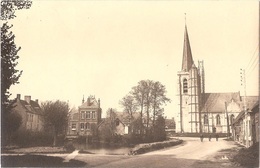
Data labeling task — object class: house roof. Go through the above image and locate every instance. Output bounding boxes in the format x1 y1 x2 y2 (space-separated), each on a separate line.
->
17 99 43 115
79 97 99 109
232 101 259 125
114 112 140 124
165 118 175 129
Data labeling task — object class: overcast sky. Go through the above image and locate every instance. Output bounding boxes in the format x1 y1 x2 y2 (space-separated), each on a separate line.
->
9 1 259 118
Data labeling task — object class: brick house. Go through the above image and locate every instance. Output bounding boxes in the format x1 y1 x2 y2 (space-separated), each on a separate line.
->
67 96 102 138
11 94 43 132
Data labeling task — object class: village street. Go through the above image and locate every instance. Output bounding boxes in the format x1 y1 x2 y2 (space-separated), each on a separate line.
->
65 137 243 168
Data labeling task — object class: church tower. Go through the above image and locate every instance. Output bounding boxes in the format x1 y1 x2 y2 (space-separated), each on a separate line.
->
176 24 202 133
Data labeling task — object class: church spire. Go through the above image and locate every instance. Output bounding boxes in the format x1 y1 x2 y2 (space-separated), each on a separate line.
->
181 17 194 72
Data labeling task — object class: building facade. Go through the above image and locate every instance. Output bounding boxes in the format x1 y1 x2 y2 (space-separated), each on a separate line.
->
12 94 43 132
67 95 102 138
176 24 258 134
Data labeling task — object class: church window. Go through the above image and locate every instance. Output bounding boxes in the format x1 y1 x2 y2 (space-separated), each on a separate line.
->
216 115 221 125
204 115 208 125
183 79 188 93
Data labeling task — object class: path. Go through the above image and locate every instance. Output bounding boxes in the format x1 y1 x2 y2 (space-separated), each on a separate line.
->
73 137 242 168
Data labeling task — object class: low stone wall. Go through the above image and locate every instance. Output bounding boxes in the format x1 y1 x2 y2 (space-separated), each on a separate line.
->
129 138 183 155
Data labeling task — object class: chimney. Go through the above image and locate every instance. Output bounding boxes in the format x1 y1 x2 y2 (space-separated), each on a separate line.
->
98 98 100 108
35 99 39 104
17 94 21 101
24 96 31 104
87 97 90 106
82 95 85 104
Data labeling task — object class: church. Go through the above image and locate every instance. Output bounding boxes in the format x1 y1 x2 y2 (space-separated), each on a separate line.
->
176 24 258 134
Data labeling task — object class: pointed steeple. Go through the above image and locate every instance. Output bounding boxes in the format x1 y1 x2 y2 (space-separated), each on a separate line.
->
182 23 194 72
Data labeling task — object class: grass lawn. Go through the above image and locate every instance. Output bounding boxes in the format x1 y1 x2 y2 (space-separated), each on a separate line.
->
1 154 86 167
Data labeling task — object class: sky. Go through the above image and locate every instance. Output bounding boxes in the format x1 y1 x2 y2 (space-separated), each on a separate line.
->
8 1 259 118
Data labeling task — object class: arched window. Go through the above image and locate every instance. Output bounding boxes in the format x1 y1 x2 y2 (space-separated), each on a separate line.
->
183 78 188 93
230 114 235 124
204 115 208 125
216 115 221 125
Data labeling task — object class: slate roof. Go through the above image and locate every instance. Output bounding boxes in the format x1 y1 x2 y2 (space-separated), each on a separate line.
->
201 92 241 112
79 97 99 108
182 25 194 72
18 99 43 115
114 112 140 125
201 92 258 113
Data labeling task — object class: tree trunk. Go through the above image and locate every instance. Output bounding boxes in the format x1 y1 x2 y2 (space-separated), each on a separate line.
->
53 129 57 147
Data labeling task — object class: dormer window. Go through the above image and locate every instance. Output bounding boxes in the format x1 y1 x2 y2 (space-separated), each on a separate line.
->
183 78 188 93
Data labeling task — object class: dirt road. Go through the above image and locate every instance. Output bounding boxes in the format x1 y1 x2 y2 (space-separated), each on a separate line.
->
73 137 243 168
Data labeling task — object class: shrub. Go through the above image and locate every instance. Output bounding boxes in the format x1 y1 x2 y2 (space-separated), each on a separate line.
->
63 142 75 152
12 130 53 147
232 143 259 167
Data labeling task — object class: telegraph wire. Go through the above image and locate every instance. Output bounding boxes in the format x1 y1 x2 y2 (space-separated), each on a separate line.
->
245 44 258 72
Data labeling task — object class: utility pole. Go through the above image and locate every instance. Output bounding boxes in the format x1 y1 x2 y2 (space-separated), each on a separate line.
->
225 102 230 138
240 68 249 148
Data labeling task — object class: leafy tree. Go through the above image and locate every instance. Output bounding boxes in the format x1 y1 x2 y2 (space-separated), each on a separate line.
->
99 108 117 143
152 115 166 142
1 0 32 145
41 100 69 146
121 80 170 135
151 81 170 126
1 0 32 20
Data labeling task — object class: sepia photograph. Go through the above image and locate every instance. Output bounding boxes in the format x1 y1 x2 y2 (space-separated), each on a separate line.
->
1 0 259 167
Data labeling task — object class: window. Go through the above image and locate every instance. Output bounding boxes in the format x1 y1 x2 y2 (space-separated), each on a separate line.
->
86 111 90 119
86 123 90 130
72 124 76 130
204 115 208 125
92 111 96 119
216 115 221 125
183 78 188 93
81 111 85 119
80 123 85 130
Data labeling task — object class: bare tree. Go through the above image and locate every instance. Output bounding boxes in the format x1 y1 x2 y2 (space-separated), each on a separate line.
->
119 94 138 117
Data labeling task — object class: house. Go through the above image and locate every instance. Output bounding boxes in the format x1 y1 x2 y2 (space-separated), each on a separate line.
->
165 118 176 134
11 94 43 132
66 95 102 138
98 110 141 135
232 102 259 147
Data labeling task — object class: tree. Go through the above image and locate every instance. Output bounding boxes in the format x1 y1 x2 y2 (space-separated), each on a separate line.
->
1 0 32 20
151 81 170 126
152 115 166 142
1 0 32 145
119 94 138 117
41 100 69 146
121 80 170 134
99 108 117 143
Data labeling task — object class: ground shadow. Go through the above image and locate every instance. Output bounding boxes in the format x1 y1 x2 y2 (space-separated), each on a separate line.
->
1 154 87 167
